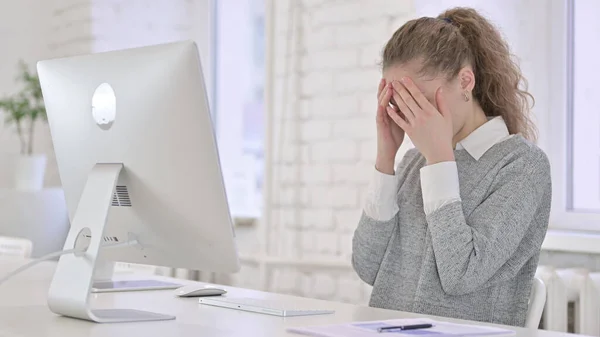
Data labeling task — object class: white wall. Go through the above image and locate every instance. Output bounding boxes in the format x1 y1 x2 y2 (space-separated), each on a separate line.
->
0 0 60 186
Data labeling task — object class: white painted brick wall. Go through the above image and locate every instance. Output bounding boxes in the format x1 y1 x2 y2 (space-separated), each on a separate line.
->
333 69 381 93
300 120 331 141
303 209 334 229
264 0 415 305
311 140 358 162
332 118 376 140
300 72 334 96
301 49 359 71
306 95 360 119
300 164 331 183
334 209 363 233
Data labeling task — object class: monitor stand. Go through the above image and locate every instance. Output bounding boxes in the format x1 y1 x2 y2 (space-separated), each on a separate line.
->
47 163 175 323
91 259 182 293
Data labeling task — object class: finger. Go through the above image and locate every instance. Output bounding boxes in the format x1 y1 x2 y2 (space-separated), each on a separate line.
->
393 81 422 119
386 106 410 131
400 77 433 111
391 84 415 124
377 80 390 105
377 78 386 98
376 103 388 126
435 87 451 119
379 85 392 108
378 86 387 106
390 85 408 117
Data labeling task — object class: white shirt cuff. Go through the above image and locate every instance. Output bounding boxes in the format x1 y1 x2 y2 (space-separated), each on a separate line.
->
363 168 400 221
420 161 461 215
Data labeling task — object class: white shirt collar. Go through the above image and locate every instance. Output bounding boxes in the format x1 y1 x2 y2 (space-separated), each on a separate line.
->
456 116 511 160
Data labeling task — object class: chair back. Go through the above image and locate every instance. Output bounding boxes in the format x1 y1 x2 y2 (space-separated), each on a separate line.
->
525 276 547 329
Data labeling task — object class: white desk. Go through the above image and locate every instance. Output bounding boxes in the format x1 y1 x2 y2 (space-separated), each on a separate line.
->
0 258 584 337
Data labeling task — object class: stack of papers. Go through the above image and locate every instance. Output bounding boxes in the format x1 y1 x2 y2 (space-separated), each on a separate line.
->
287 318 515 337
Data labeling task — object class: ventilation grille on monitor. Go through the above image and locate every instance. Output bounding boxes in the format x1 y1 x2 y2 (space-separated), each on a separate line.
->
112 185 132 207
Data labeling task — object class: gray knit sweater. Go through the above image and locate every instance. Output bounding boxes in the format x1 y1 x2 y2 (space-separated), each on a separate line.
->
352 135 551 327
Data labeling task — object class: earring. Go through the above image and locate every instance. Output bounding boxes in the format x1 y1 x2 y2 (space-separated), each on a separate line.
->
462 91 470 102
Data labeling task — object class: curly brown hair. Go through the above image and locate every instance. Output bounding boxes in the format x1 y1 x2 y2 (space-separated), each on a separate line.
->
382 7 536 141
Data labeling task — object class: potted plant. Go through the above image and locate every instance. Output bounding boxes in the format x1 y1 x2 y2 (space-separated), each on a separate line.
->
0 61 47 190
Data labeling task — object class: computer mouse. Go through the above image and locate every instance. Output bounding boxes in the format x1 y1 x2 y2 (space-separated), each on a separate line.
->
174 284 227 297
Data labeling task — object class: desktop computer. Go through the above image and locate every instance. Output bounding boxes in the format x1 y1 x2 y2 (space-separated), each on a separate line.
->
37 41 240 323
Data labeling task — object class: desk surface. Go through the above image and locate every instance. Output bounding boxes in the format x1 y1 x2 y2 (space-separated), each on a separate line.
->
0 258 582 337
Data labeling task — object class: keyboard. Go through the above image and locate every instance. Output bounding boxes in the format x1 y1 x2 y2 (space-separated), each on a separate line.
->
198 297 335 317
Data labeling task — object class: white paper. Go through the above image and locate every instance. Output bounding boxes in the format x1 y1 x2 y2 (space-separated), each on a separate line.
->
287 318 516 337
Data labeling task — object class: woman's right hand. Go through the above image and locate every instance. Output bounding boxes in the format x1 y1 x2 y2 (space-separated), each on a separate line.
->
375 79 405 175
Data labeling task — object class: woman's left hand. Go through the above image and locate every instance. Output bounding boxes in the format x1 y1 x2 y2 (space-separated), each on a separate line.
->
386 77 455 165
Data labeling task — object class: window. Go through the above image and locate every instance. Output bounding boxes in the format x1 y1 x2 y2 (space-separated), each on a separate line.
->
550 0 600 232
567 0 600 212
213 0 265 219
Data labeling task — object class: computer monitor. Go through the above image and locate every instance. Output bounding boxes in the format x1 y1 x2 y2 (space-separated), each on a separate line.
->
37 41 240 323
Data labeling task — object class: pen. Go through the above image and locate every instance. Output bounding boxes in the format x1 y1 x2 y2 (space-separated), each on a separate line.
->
378 323 433 333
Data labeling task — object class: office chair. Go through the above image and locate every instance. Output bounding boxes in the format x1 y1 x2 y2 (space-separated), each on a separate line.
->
525 277 546 329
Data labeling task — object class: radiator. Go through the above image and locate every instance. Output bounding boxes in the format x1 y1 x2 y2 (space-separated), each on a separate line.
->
537 266 600 335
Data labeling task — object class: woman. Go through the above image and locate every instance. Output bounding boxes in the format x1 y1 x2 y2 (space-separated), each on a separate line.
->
352 7 551 327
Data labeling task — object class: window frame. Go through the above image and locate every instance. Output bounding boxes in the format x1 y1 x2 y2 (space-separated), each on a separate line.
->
548 0 600 233
211 0 265 220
